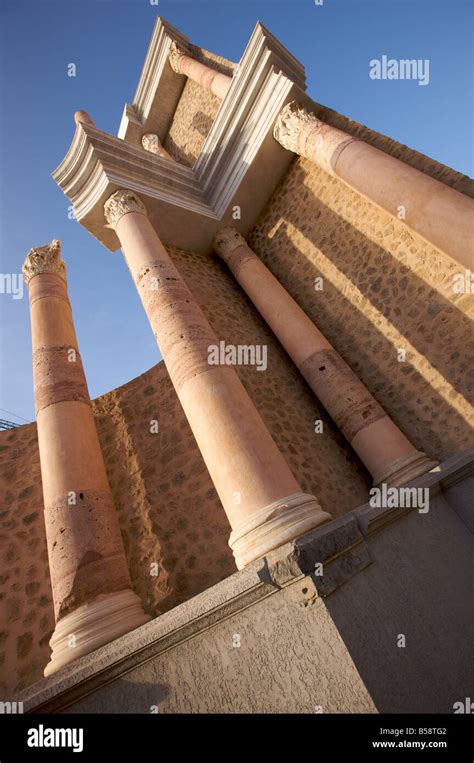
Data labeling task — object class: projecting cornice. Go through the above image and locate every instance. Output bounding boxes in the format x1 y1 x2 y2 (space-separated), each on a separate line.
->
118 18 191 145
52 19 308 252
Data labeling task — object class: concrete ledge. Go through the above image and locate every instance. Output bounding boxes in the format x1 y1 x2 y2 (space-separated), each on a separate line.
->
354 450 474 537
19 562 275 713
264 514 372 597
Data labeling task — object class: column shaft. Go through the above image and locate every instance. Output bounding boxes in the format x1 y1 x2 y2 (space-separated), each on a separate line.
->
274 102 474 269
214 229 438 487
169 42 232 99
23 241 149 675
104 191 330 569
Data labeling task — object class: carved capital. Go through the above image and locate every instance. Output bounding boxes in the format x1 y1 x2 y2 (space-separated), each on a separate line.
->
23 240 66 284
273 101 322 153
168 41 189 74
104 190 147 228
141 133 173 161
213 227 248 259
142 133 161 153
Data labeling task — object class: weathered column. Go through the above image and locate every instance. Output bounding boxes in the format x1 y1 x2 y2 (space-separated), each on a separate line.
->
274 101 474 269
23 240 149 676
214 228 438 487
141 133 174 161
104 190 330 569
168 41 232 100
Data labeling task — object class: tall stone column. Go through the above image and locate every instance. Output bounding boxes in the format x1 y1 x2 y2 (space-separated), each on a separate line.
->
168 41 232 99
213 228 438 487
23 240 149 676
274 101 474 269
104 190 330 569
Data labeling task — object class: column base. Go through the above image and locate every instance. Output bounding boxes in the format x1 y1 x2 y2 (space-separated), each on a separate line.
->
373 451 439 488
44 589 151 676
229 492 331 570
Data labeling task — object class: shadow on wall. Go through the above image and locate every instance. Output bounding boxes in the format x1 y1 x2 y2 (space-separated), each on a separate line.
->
62 677 170 714
163 76 223 167
93 364 236 621
0 423 55 695
170 245 372 508
192 111 215 137
248 160 474 461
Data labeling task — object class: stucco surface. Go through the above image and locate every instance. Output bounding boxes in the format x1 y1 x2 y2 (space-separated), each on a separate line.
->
326 493 474 713
63 581 376 714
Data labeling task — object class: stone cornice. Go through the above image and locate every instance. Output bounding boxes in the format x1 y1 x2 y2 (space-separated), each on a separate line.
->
194 22 306 218
52 19 307 252
23 240 66 284
118 18 190 145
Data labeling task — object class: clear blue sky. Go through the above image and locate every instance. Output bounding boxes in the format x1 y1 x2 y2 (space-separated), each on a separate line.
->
1 0 472 424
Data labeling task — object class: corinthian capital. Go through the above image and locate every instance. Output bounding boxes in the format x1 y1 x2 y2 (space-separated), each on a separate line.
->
168 41 189 74
23 240 66 284
213 227 248 260
273 101 322 152
104 190 147 228
142 133 161 153
141 133 173 161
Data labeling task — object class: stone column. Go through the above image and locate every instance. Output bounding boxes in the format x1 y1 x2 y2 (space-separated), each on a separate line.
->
168 41 232 100
23 240 149 676
104 190 330 569
141 133 174 162
213 228 438 487
274 101 474 269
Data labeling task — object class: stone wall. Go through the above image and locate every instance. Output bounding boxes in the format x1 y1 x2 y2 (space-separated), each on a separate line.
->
0 424 54 695
248 136 474 460
163 47 235 166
